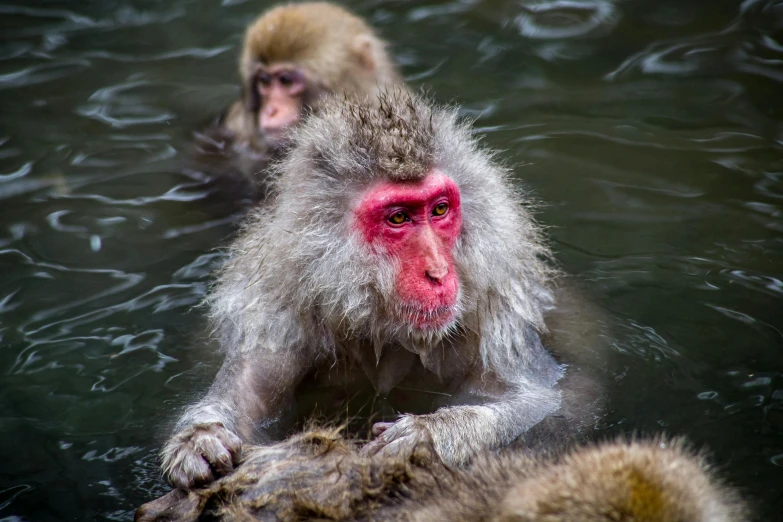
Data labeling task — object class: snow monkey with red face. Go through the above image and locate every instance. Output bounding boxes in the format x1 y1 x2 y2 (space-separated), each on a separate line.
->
164 91 602 489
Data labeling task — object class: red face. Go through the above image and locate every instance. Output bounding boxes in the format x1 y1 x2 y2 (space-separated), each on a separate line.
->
256 65 307 141
354 171 462 330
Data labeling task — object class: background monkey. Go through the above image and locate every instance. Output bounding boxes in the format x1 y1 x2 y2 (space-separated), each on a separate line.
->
139 431 748 521
193 2 403 205
163 90 604 490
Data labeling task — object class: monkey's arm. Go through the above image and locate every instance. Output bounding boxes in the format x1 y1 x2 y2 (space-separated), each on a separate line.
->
162 348 310 489
365 371 562 465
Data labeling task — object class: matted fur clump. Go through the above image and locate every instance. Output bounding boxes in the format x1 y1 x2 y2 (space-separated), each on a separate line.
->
137 429 747 522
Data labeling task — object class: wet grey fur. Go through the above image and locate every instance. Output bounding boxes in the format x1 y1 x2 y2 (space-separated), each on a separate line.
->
163 91 572 489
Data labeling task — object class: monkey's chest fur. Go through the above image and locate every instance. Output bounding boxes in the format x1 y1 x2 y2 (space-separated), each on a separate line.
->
294 339 484 434
292 333 562 442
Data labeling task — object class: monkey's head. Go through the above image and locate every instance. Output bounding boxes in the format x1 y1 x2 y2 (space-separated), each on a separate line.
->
247 90 554 353
240 2 401 149
353 171 463 331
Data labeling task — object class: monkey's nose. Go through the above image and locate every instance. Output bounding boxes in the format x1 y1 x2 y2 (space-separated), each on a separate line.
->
425 265 448 283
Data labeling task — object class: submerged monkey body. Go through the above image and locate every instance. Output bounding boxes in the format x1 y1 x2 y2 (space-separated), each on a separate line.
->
164 92 586 489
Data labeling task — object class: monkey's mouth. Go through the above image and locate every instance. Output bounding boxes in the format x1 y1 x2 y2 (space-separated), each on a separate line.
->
263 127 292 148
400 304 457 330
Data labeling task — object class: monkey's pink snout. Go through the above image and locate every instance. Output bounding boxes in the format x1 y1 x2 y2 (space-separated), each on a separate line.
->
260 106 298 133
424 254 449 282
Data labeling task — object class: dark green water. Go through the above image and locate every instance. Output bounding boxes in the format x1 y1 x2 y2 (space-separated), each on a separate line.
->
0 0 781 520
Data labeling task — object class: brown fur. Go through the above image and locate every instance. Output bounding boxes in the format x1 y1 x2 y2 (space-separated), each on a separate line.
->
232 2 402 151
138 430 747 522
191 2 403 208
241 2 399 97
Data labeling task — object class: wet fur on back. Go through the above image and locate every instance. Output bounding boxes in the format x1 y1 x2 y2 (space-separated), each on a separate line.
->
137 429 748 522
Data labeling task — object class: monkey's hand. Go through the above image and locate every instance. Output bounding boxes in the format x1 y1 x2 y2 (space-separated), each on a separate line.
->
361 415 434 460
162 423 243 490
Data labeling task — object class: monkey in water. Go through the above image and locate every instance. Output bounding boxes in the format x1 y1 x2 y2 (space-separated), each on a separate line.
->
162 90 604 490
139 429 748 521
192 2 402 205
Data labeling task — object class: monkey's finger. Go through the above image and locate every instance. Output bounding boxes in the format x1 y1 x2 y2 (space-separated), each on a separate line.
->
215 428 243 464
360 439 386 457
198 437 235 477
375 437 414 460
173 454 214 489
371 422 394 437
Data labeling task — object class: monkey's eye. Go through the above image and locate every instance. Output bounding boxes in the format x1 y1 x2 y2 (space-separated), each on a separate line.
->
257 72 272 87
388 212 408 225
278 72 294 87
432 202 449 216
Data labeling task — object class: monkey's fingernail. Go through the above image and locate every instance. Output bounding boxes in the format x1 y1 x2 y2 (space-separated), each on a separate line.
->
372 423 392 436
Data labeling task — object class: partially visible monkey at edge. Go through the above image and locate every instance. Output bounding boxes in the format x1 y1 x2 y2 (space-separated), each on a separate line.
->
139 432 748 521
162 90 606 490
190 2 403 207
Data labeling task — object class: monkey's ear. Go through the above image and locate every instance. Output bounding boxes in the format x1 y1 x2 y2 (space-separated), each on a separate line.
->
352 34 377 72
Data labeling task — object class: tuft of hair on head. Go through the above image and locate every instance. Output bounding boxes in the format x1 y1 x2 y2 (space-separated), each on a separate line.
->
240 2 400 95
344 89 438 181
287 88 439 185
496 438 749 522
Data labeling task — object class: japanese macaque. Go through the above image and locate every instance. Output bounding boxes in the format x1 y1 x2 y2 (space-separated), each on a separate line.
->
162 90 604 490
139 430 748 521
194 2 402 203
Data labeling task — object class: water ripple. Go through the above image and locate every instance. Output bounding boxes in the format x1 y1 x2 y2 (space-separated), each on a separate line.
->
0 59 92 89
22 270 145 333
52 182 213 207
606 1 783 82
173 253 228 281
516 0 619 40
0 5 96 26
0 161 32 181
0 4 185 37
83 46 233 63
407 1 477 22
77 79 175 128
